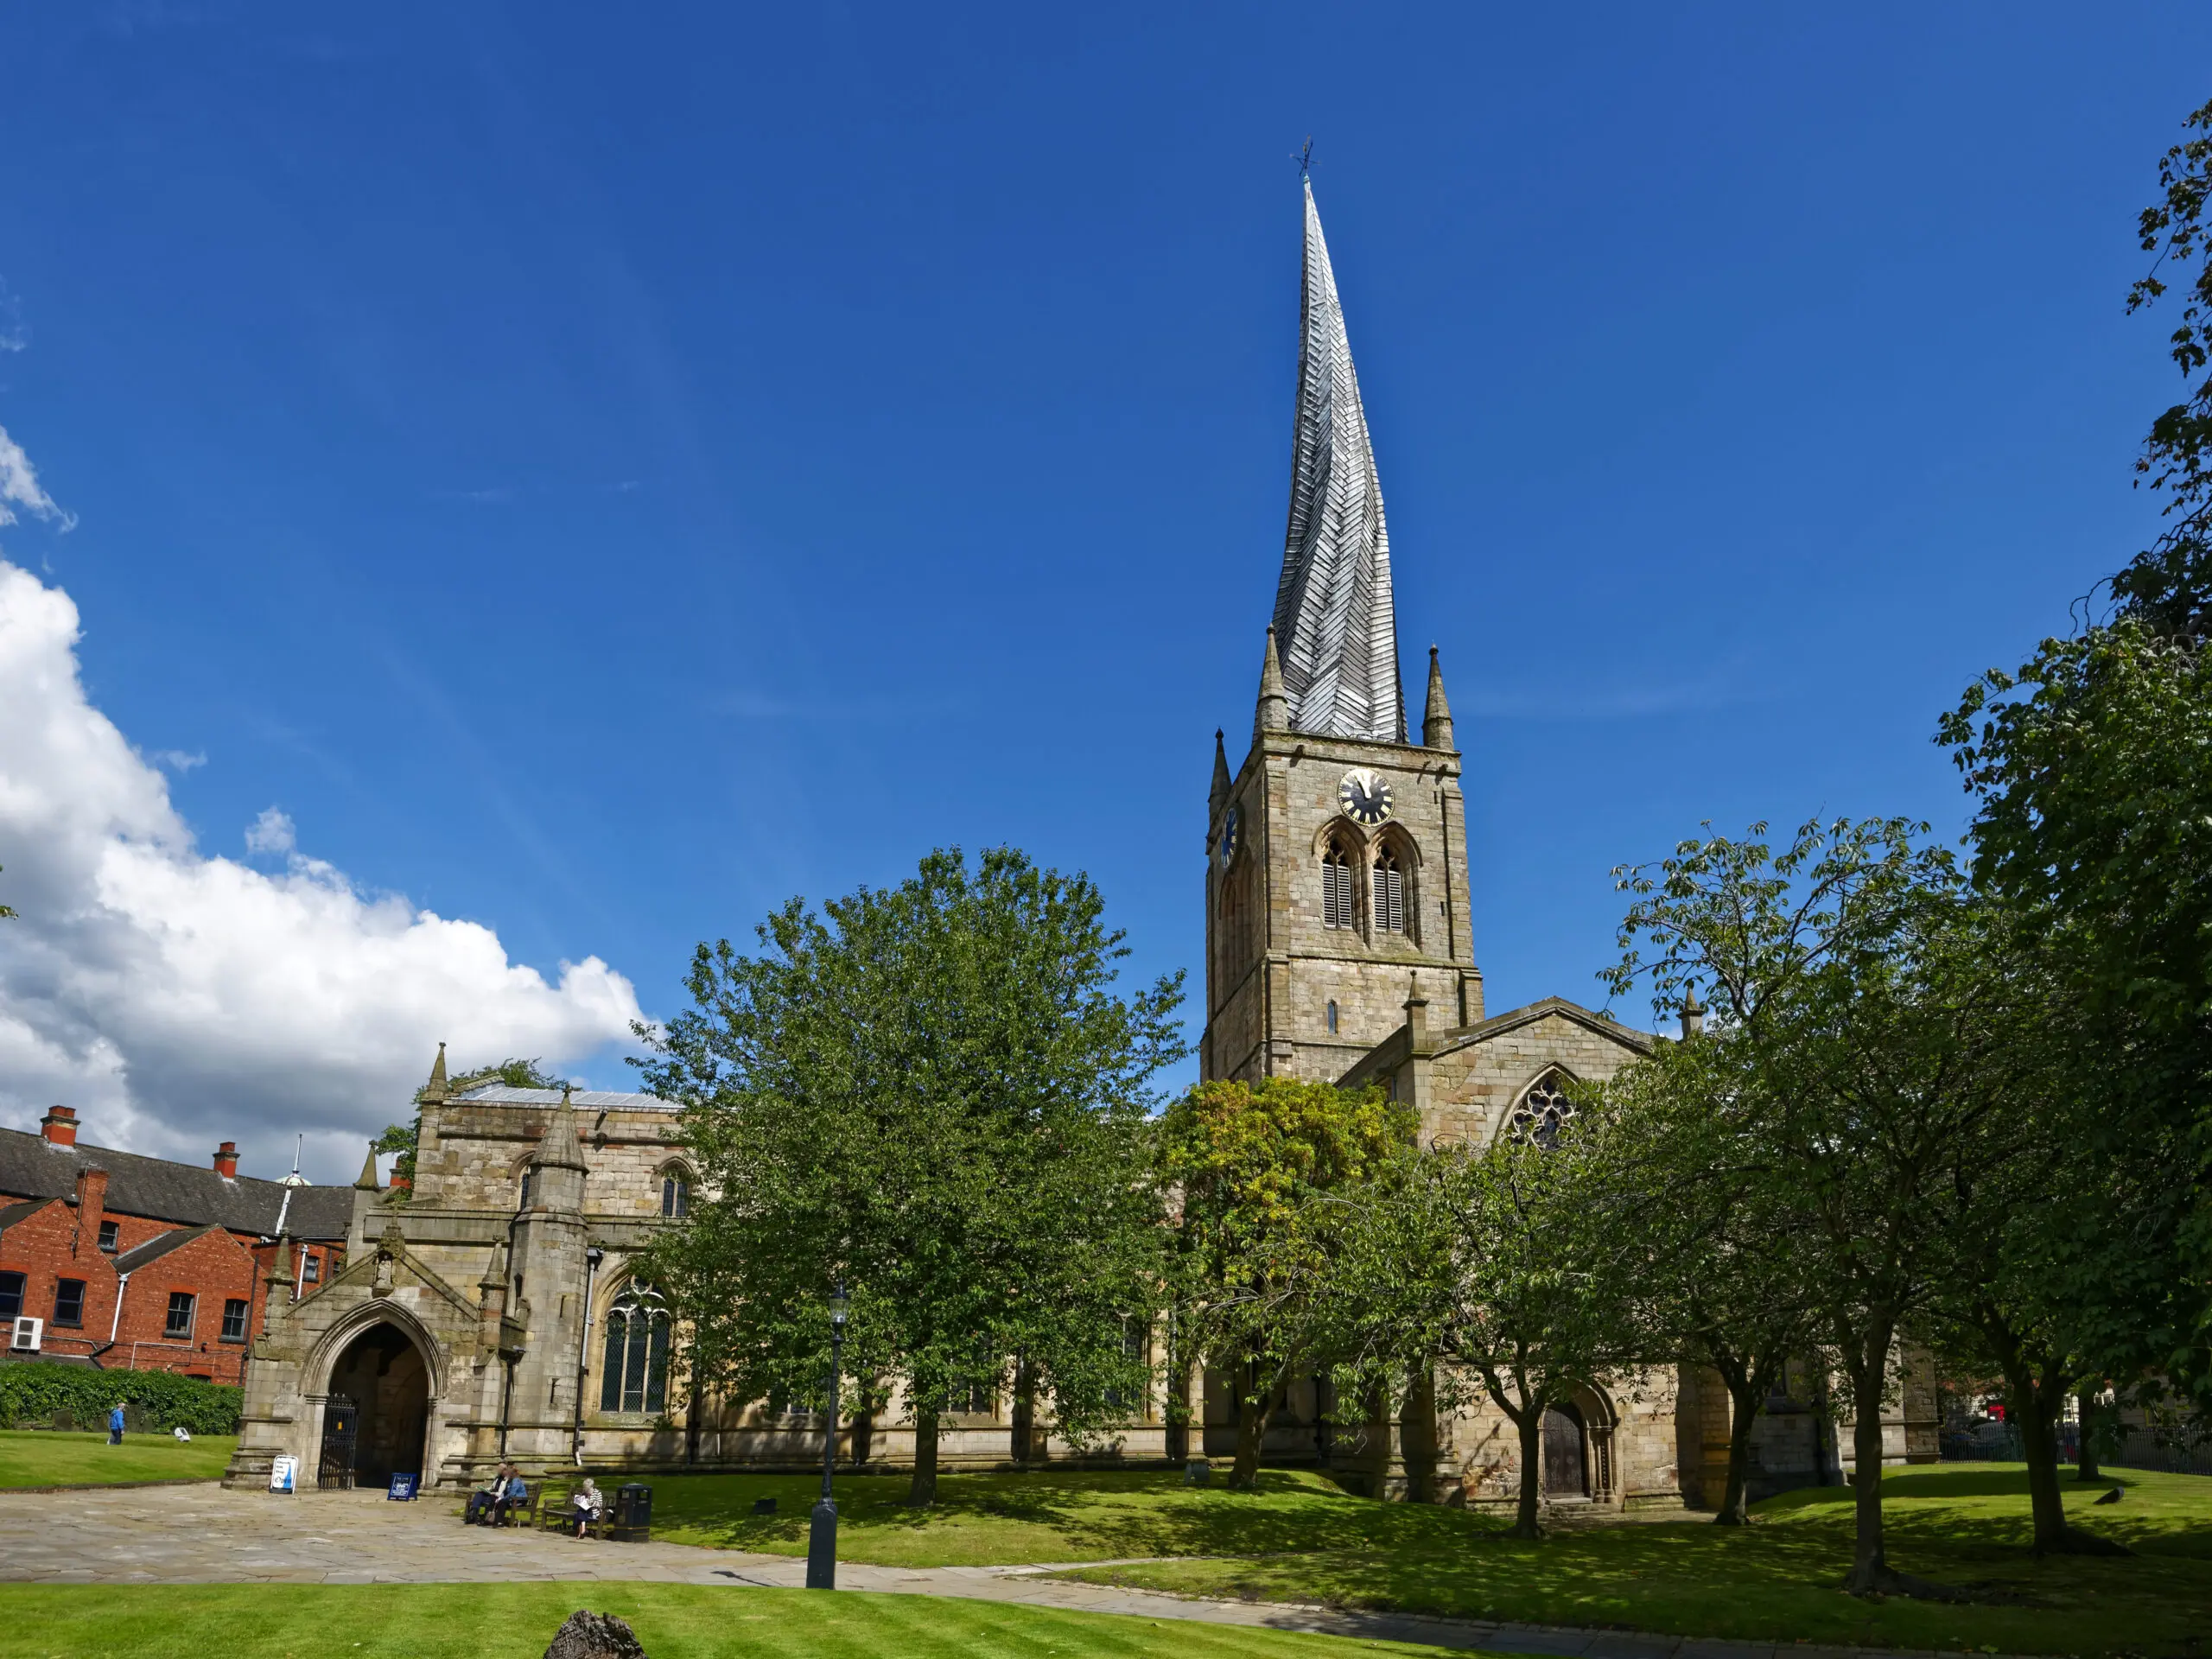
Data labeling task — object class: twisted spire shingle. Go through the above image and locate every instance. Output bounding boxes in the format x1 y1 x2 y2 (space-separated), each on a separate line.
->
1271 180 1404 743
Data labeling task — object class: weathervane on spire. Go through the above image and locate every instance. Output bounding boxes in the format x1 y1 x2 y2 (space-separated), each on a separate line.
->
1294 136 1313 179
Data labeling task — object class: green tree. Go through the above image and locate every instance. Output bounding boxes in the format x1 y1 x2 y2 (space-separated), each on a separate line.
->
1156 1077 1411 1492
1320 1098 1649 1540
2110 96 2212 635
636 847 1184 1507
1609 820 2036 1594
1600 1034 1817 1526
1937 101 2212 1411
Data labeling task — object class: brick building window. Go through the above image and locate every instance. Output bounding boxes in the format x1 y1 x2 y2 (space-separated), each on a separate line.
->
660 1174 689 1218
53 1279 86 1327
302 1254 320 1284
1320 836 1355 930
165 1291 196 1340
599 1285 670 1414
98 1220 118 1253
0 1272 22 1321
220 1299 250 1342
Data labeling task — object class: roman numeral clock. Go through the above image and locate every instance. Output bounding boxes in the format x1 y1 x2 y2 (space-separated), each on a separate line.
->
1338 767 1392 826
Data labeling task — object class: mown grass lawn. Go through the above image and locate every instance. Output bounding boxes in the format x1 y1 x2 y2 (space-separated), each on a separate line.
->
0 1583 1459 1659
0 1428 234 1488
1054 1464 2212 1656
645 1465 1459 1567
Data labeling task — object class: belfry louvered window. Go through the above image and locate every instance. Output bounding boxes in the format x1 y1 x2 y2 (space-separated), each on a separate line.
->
1375 847 1406 935
1321 838 1355 930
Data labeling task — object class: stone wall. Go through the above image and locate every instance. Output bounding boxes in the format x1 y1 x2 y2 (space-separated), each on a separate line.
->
1204 725 1480 1084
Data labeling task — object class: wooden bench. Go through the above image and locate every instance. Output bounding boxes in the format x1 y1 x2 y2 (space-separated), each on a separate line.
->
535 1484 609 1538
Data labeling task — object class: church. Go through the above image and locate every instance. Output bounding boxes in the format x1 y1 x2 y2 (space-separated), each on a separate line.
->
224 181 1929 1507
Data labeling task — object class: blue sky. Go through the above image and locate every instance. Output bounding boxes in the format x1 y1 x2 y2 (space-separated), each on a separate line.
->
1 4 2206 1177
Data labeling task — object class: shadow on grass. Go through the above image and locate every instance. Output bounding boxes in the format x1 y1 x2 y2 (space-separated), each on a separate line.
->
645 1467 1503 1566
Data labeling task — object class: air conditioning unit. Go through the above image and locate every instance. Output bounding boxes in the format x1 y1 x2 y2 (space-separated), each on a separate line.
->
10 1317 41 1352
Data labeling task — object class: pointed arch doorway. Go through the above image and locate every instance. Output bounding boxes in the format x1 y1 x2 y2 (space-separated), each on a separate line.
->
320 1323 429 1490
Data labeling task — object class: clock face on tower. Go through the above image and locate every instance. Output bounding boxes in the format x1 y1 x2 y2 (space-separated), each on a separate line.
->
1338 768 1393 826
1214 804 1241 870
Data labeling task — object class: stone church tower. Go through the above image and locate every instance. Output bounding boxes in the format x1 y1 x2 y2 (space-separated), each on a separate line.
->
1203 180 1482 1084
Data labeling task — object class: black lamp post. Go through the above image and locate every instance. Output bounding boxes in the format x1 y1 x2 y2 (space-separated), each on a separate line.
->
804 1283 849 1590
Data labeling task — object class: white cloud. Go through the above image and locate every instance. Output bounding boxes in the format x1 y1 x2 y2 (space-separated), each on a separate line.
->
245 805 296 856
0 424 73 531
0 557 645 1182
150 749 207 773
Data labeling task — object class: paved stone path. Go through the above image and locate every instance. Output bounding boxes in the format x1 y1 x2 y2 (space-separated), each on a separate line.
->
0 1484 1972 1659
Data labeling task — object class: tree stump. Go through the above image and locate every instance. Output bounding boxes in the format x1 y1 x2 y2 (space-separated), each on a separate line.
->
543 1610 647 1659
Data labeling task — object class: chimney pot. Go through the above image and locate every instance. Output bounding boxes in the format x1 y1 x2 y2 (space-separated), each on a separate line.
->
213 1141 239 1179
40 1106 79 1147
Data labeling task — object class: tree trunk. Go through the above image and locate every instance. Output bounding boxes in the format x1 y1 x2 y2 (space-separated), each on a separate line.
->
850 1395 874 1469
1511 1405 1543 1540
2013 1372 2071 1552
1164 1349 1192 1467
1010 1357 1035 1468
2075 1389 2101 1483
2003 1362 2128 1555
906 1402 940 1507
1229 1365 1276 1491
1400 1368 1439 1505
1840 1336 1892 1594
1363 1380 1392 1500
1713 1357 1772 1527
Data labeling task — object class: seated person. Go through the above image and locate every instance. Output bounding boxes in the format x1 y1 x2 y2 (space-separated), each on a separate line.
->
465 1462 524 1525
493 1468 531 1525
569 1477 604 1538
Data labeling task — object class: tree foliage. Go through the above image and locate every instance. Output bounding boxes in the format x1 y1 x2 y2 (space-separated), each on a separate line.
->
1156 1077 1411 1491
2113 97 2212 635
1317 1099 1650 1539
634 847 1184 1507
1610 819 2044 1592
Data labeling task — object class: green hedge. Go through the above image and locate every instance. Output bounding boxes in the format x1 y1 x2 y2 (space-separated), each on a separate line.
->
0 1363 243 1435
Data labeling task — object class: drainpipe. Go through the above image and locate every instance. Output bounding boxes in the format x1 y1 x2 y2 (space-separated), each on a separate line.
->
88 1272 132 1365
573 1247 602 1465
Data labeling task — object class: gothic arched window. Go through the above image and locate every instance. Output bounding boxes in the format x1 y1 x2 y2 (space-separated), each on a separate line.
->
1511 1071 1577 1149
1374 845 1407 936
1321 836 1355 930
1325 1000 1339 1035
599 1283 671 1414
660 1172 690 1218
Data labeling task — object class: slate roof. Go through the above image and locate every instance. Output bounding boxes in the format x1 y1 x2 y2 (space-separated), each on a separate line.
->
113 1224 226 1274
452 1085 673 1111
0 1128 354 1240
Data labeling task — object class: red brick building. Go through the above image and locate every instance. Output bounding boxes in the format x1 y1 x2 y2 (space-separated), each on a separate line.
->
0 1107 356 1384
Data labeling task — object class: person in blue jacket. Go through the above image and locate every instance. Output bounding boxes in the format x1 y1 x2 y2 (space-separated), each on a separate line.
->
107 1403 124 1446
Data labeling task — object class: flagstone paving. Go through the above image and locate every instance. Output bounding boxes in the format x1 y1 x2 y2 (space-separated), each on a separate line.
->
0 1483 1980 1659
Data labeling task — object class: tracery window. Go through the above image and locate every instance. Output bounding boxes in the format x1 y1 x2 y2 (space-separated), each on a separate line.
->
1511 1071 1577 1149
599 1283 671 1414
1320 836 1356 930
1374 846 1407 935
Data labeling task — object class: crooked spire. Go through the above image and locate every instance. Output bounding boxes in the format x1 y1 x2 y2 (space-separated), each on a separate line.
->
1271 179 1404 744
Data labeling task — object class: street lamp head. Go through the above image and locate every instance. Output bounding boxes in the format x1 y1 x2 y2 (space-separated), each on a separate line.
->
585 1247 604 1268
829 1284 849 1329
